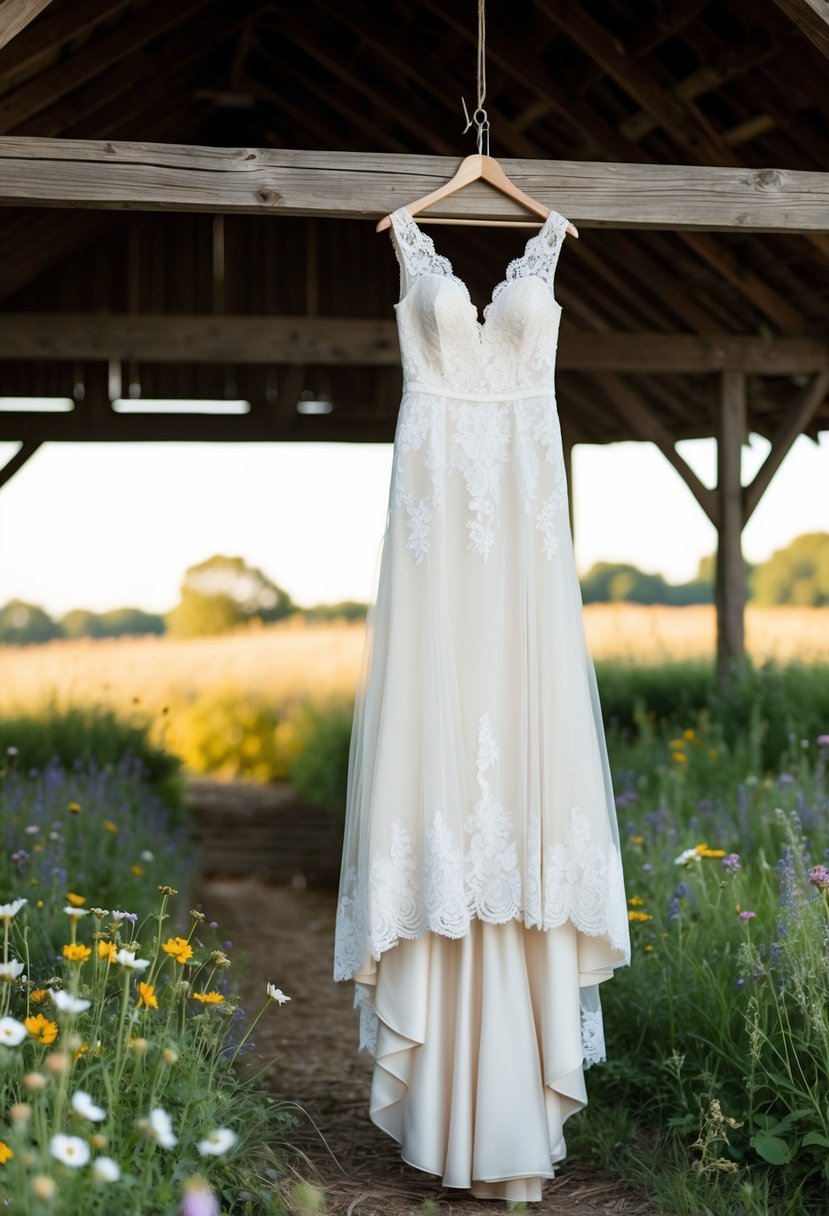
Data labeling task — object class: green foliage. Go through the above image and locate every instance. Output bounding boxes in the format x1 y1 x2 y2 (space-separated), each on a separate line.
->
162 687 291 783
0 599 61 645
286 697 355 813
0 701 185 816
61 607 165 639
302 600 369 622
166 555 297 638
751 532 829 607
580 561 713 605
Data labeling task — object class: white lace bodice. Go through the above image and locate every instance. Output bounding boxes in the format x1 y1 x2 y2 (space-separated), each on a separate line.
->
389 207 567 397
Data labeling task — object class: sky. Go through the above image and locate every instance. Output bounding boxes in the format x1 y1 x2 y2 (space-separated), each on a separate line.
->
0 428 827 617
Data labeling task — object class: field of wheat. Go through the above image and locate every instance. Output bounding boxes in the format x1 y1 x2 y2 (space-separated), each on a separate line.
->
1 605 827 720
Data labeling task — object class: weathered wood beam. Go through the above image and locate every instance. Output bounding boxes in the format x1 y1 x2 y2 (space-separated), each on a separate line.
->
1 141 828 230
0 437 39 486
716 371 747 680
0 0 53 52
2 314 828 373
771 0 829 60
0 0 133 94
743 370 829 522
591 370 720 525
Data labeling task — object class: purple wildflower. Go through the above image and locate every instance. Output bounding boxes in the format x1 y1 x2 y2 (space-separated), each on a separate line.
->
739 910 757 921
641 863 653 874
817 734 829 747
808 865 829 890
778 773 795 786
722 853 741 873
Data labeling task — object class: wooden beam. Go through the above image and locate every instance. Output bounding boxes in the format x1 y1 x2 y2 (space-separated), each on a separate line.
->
0 0 53 52
743 370 829 522
771 0 829 60
0 0 133 95
0 437 40 486
1 141 828 230
591 370 720 524
2 315 829 373
716 371 747 681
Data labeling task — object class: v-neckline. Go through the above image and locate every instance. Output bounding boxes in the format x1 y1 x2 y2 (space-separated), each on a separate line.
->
395 206 561 330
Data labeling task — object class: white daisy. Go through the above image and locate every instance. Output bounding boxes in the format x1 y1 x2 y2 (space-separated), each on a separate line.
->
266 983 291 1005
63 906 90 918
674 847 702 866
92 1156 120 1182
147 1107 177 1149
71 1090 106 1122
197 1127 238 1156
0 898 27 920
0 959 25 980
51 990 91 1014
0 1016 27 1046
114 949 150 972
49 1133 91 1168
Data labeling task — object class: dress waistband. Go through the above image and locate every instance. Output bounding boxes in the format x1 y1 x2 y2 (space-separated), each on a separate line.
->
404 381 552 402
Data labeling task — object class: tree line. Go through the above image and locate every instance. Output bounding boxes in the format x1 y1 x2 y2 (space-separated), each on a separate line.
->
2 533 828 645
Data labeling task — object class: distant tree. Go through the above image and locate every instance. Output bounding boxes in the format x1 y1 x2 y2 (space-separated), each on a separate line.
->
0 600 62 645
750 532 829 606
61 609 107 638
62 608 166 638
304 599 369 622
165 555 297 637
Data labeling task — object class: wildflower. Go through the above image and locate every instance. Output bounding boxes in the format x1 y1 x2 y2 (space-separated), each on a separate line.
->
90 907 109 918
103 820 119 833
130 865 144 876
136 982 158 1009
51 990 91 1014
696 847 727 859
739 910 757 921
190 910 206 923
0 1142 12 1164
75 1043 89 1060
50 1133 90 1167
23 1072 48 1092
146 1107 177 1148
63 906 90 919
93 1156 120 1182
5 745 18 757
181 1177 220 1216
90 1133 107 1150
674 847 700 867
62 944 91 962
141 850 154 862
628 896 646 906
162 1047 178 1064
66 893 86 907
629 834 645 846
197 1127 238 1156
0 959 25 980
683 728 696 741
266 983 291 1005
209 950 231 969
628 911 653 922
808 865 829 890
0 1016 28 1046
818 734 829 747
32 1176 56 1200
778 773 794 786
30 988 50 1003
162 937 193 965
44 1052 70 1074
672 752 688 763
193 991 225 1005
114 949 150 972
24 1014 58 1045
97 941 117 962
68 802 81 814
669 738 685 750
722 853 741 873
71 1090 106 1122
644 945 654 953
110 910 137 924
668 881 696 923
159 885 179 896
0 898 27 920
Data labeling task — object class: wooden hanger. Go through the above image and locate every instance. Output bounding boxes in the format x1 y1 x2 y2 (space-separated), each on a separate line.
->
376 153 579 237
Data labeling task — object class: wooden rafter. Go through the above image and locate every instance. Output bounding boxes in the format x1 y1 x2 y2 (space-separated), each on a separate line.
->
0 438 40 487
1 141 828 230
0 0 54 53
1 314 828 374
771 0 829 61
743 370 829 522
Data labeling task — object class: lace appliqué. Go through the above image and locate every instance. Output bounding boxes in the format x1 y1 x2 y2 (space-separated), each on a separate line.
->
449 404 512 562
543 807 629 955
580 1004 606 1069
485 212 567 321
536 454 568 559
465 713 522 920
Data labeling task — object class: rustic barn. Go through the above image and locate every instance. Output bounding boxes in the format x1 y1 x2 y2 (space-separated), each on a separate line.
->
1 0 828 677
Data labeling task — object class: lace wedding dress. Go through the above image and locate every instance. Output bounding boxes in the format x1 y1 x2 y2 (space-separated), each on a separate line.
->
333 205 631 1201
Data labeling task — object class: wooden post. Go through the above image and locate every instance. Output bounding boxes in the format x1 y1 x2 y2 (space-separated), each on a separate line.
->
715 371 746 685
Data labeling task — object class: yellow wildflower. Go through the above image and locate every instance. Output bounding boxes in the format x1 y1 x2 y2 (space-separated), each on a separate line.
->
62 943 91 962
136 982 158 1010
628 896 646 907
683 728 696 741
192 991 225 1005
697 847 727 859
628 911 653 922
29 989 49 1004
672 751 688 763
644 945 654 953
130 865 144 876
668 738 685 750
630 834 645 846
103 821 118 834
68 802 81 814
75 1043 89 1060
97 941 117 963
0 1141 13 1165
162 937 193 965
24 1014 58 1045
66 893 86 907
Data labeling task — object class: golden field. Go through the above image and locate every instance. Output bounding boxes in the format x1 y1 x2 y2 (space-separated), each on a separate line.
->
1 604 827 720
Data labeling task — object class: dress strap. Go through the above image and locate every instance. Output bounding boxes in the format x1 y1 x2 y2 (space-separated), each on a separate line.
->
488 210 569 315
388 208 459 299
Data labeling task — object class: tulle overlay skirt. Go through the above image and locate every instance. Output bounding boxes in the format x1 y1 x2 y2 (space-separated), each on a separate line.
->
334 389 630 1197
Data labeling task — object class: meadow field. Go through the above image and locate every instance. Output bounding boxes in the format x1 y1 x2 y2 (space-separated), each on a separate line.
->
2 604 828 720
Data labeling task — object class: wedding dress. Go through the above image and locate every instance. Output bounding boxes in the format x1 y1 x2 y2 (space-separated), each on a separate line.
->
333 205 631 1201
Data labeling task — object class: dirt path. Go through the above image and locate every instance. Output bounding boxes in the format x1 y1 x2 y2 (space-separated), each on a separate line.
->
192 782 651 1216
